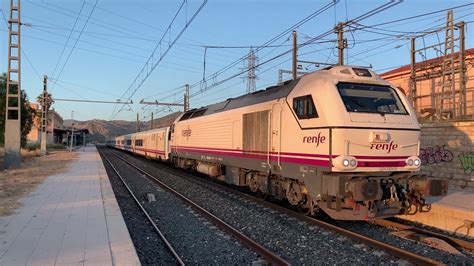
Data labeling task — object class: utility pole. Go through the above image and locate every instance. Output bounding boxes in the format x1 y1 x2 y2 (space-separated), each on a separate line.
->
184 84 190 112
438 10 456 119
150 112 154 130
458 21 466 117
136 113 140 132
409 37 417 109
407 10 465 121
69 111 74 152
40 75 48 155
245 48 257 93
292 31 297 80
140 85 190 112
4 0 22 168
335 22 347 65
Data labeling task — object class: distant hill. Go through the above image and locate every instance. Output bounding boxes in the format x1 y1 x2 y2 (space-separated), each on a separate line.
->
63 112 182 142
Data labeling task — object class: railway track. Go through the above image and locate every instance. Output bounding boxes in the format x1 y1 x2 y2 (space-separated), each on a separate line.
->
372 219 474 253
104 147 463 265
98 148 185 265
99 147 289 265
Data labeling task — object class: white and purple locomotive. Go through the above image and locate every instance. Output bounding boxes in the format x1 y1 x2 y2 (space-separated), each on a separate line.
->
110 66 447 220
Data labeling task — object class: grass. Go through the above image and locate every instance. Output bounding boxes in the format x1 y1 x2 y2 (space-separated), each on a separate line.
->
0 150 77 216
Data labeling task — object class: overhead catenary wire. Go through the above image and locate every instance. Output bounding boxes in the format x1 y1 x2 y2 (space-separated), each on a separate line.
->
122 1 471 121
50 0 99 92
143 1 404 116
186 0 402 99
17 1 472 122
141 0 339 102
50 0 86 83
110 0 208 120
0 9 42 82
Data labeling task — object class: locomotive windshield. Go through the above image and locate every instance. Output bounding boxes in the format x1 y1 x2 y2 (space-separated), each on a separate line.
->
337 82 408 115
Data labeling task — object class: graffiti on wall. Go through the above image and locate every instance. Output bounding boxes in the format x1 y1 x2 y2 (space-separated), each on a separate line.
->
458 153 474 174
420 145 454 165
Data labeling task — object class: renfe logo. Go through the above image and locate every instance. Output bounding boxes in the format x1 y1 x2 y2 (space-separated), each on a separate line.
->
303 132 326 147
370 141 398 153
182 128 192 139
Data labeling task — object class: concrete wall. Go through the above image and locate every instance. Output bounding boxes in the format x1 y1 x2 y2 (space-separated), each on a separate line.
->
420 120 474 188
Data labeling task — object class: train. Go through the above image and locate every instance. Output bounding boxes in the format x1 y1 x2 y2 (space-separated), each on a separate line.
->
108 65 448 220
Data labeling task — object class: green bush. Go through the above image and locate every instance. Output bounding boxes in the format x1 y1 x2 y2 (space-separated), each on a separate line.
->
26 143 40 151
47 143 66 150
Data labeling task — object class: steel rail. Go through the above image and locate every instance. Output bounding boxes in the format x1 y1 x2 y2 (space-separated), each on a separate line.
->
107 148 445 266
107 150 290 266
98 148 185 266
196 181 445 266
372 219 474 252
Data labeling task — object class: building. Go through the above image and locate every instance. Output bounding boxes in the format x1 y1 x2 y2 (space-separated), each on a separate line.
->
27 104 89 147
27 104 65 144
381 48 474 121
381 48 474 188
27 103 40 144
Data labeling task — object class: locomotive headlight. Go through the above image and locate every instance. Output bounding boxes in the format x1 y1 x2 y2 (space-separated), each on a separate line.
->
406 156 421 170
414 158 421 166
350 159 357 167
334 156 358 171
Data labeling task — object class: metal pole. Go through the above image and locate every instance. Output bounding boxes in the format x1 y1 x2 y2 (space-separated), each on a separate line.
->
4 0 22 168
40 75 48 155
150 112 154 130
70 126 74 152
184 84 190 112
136 113 140 132
83 131 85 147
292 31 297 80
458 21 466 117
336 22 345 66
409 37 417 111
69 111 74 152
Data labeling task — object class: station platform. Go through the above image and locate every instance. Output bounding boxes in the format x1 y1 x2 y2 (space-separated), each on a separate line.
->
0 145 140 265
398 187 474 237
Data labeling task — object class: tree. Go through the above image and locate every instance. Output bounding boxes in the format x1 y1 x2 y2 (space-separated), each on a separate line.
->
35 91 54 129
0 73 34 147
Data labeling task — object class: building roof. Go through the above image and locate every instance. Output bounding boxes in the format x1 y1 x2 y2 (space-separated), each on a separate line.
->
380 48 474 77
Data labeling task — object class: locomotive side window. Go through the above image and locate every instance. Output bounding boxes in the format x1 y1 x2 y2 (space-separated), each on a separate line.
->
126 140 131 146
293 95 318 119
337 82 408 115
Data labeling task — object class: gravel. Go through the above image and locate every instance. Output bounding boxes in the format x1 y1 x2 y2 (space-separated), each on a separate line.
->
100 148 259 265
331 220 474 264
105 147 406 264
100 151 177 265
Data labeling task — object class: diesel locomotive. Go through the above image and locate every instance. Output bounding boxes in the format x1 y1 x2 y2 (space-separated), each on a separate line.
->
109 66 447 220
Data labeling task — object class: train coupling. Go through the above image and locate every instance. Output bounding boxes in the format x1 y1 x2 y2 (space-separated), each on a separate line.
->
404 175 448 215
408 175 448 197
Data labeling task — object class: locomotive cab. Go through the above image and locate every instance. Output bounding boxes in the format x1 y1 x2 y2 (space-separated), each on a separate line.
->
286 66 447 220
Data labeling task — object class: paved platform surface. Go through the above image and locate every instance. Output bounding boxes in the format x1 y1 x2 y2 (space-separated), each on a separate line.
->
0 146 140 265
398 187 474 237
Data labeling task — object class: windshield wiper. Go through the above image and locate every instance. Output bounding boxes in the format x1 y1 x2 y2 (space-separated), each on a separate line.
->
347 97 366 110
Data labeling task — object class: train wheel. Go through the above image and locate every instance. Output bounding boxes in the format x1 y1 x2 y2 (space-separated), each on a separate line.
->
296 205 311 215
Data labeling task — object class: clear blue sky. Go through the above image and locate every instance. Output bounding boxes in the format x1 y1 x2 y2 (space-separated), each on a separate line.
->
0 0 472 121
